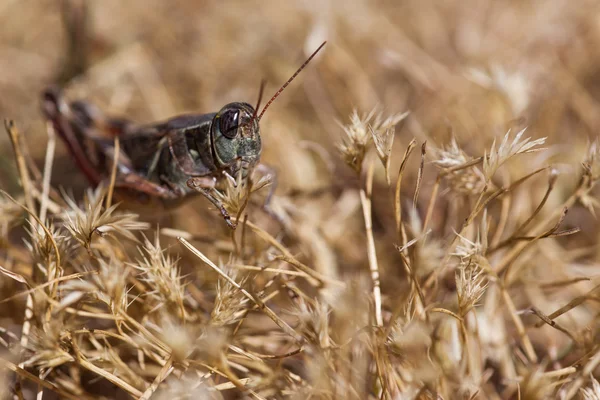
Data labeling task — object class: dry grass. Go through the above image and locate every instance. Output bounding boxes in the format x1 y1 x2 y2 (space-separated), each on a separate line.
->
2 0 600 399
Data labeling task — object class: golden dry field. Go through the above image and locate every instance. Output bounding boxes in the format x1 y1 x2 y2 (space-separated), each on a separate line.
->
1 0 600 399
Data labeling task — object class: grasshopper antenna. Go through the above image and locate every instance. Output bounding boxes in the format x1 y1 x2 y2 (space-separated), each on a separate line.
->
251 79 267 122
257 41 326 121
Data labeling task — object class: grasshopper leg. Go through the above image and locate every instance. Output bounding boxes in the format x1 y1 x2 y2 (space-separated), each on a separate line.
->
186 177 236 229
42 88 105 186
116 172 181 200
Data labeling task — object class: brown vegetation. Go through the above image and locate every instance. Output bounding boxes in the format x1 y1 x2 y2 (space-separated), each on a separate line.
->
2 0 600 398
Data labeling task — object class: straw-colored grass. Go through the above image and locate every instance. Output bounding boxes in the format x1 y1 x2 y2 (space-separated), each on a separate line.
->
2 1 600 398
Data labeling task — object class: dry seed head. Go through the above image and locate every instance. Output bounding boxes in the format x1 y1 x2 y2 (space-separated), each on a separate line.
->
453 232 488 303
210 265 249 326
370 110 409 183
338 108 408 175
455 262 488 316
134 234 186 316
431 138 486 195
483 128 546 181
291 297 330 348
93 258 130 314
213 169 271 216
22 322 74 370
583 139 600 181
337 109 376 174
62 186 149 248
24 221 75 267
453 231 487 260
453 230 489 315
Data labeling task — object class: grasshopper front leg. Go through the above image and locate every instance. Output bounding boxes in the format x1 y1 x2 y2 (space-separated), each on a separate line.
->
186 177 236 229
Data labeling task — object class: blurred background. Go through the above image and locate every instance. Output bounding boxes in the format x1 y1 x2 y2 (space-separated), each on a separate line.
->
3 0 600 398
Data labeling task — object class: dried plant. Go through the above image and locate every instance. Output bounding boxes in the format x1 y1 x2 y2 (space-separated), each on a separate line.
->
455 262 488 316
431 138 487 195
210 265 249 327
337 109 374 174
483 128 546 181
338 108 407 176
212 169 271 217
134 234 186 319
370 110 409 184
62 186 149 248
2 2 600 399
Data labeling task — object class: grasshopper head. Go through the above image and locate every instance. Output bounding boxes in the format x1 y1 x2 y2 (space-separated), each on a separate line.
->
211 102 262 176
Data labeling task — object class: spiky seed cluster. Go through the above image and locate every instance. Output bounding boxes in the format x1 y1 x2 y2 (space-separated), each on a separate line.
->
338 110 373 174
24 221 74 266
134 235 186 318
210 266 249 326
578 140 600 215
370 111 409 183
338 108 408 175
431 138 486 195
62 186 149 248
212 170 271 216
22 322 74 370
483 128 546 181
455 262 488 316
453 232 489 316
583 140 600 181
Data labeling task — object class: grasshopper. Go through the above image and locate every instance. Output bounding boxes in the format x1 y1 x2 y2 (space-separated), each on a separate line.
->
42 42 326 228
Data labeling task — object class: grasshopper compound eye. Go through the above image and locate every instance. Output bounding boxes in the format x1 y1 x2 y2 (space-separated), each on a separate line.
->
219 109 240 139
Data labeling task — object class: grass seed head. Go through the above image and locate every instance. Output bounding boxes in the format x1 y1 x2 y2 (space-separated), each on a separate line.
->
483 128 546 181
210 265 249 326
134 234 186 318
62 186 149 248
431 138 486 195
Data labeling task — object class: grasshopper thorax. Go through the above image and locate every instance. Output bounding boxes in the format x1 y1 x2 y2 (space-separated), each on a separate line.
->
210 102 261 176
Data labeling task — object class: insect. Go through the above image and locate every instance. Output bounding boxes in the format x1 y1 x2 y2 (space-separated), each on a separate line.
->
42 42 326 228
